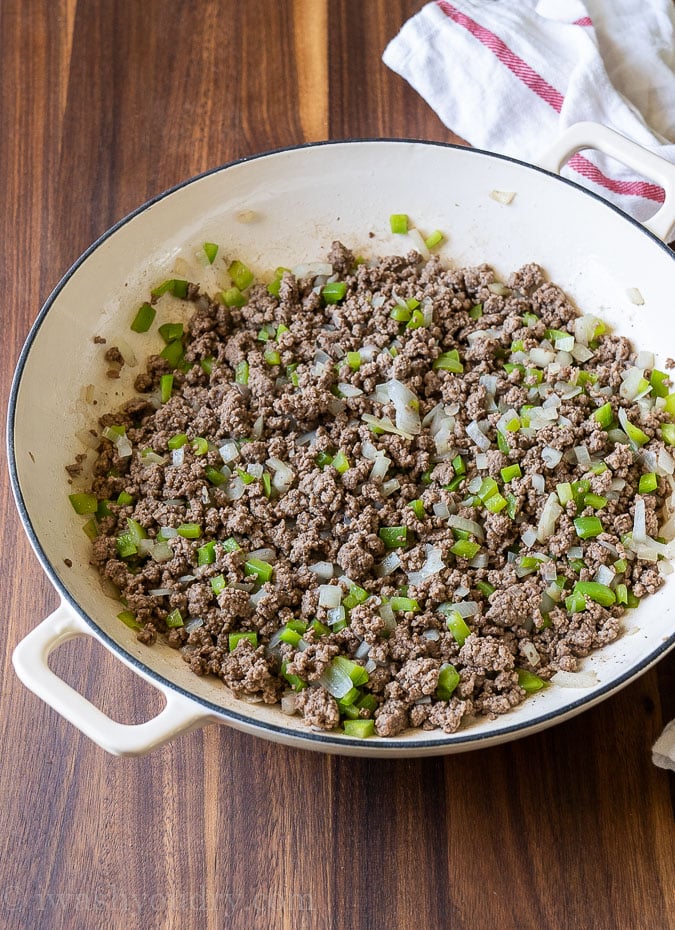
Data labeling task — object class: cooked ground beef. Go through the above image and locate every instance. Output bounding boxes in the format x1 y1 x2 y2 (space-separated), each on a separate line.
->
70 243 674 738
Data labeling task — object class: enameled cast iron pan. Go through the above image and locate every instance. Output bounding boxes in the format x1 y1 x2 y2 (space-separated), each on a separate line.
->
9 123 675 755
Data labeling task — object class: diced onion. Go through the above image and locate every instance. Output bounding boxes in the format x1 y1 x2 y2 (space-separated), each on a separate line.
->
529 347 555 367
281 693 298 715
407 226 430 260
319 662 354 699
370 454 391 481
293 262 333 278
249 547 275 562
449 600 479 618
152 541 173 562
338 383 363 398
540 561 557 583
522 527 538 548
172 447 185 467
387 379 421 436
620 367 645 401
571 343 594 363
531 473 545 493
541 446 563 468
116 434 133 458
447 514 484 540
308 561 334 579
594 565 615 586
636 350 654 369
407 545 445 585
354 640 371 660
551 670 599 688
488 282 511 297
433 502 450 519
633 497 646 541
475 453 489 470
574 314 603 346
377 552 401 577
382 478 400 497
537 493 563 542
266 457 294 492
249 588 267 607
362 413 414 440
657 448 675 476
115 336 137 367
521 641 540 666
219 440 239 463
224 475 246 500
490 189 516 204
361 440 379 460
318 585 342 608
574 444 591 467
466 421 491 451
327 605 346 626
626 287 644 306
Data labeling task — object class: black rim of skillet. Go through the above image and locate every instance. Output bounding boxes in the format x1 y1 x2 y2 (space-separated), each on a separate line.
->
7 138 675 751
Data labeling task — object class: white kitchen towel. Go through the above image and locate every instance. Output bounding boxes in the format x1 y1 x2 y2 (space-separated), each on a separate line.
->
383 0 675 226
652 719 675 773
384 0 675 772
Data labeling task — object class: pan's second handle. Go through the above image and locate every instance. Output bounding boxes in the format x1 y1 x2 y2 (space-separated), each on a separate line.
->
12 600 214 755
537 121 675 243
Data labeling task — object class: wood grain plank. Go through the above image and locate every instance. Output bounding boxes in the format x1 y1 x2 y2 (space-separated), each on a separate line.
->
293 0 329 141
328 0 467 144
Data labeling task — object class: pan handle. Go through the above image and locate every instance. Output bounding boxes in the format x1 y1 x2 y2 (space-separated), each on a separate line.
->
12 600 214 755
537 121 675 242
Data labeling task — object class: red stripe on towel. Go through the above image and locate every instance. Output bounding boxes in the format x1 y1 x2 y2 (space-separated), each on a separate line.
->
435 1 664 203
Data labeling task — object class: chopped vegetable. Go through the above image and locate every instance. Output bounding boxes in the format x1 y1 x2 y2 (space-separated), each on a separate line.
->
166 608 184 628
639 472 658 493
436 664 460 700
203 242 218 264
389 213 408 234
130 302 156 333
443 609 471 646
244 557 274 583
573 516 603 539
378 526 408 548
160 373 173 404
501 464 522 483
573 580 616 607
151 279 188 299
69 492 98 515
228 260 254 291
322 281 347 304
433 350 464 373
177 523 202 539
229 631 258 650
450 539 481 560
343 719 375 738
517 669 547 693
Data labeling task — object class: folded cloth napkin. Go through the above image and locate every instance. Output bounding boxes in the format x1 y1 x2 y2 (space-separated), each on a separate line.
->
653 719 675 771
384 0 675 773
383 0 675 225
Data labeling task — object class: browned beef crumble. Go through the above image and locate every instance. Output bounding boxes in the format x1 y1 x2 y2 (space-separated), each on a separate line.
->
74 243 673 737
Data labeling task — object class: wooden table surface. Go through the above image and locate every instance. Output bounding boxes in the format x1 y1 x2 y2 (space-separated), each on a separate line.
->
2 3 674 928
